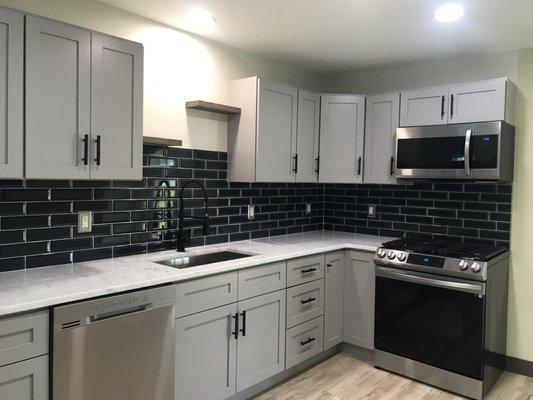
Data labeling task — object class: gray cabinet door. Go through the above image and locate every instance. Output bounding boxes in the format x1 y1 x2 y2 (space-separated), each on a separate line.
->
237 290 285 391
296 90 320 182
0 7 22 179
0 355 49 400
364 93 399 184
448 78 507 124
400 85 448 127
343 250 375 349
256 80 297 182
91 33 143 180
319 94 365 183
324 252 344 350
175 303 237 400
26 15 91 179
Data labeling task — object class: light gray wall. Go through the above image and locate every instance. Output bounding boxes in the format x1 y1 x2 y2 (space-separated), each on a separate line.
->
329 50 519 94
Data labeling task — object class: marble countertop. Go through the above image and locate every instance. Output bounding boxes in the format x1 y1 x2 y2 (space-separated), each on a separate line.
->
0 231 391 317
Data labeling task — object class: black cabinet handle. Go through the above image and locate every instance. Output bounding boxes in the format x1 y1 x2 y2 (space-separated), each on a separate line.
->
450 94 455 118
292 154 298 173
441 95 445 119
390 156 395 176
357 157 362 176
300 337 316 346
232 312 239 340
326 263 332 268
239 310 246 337
314 156 320 174
300 297 316 304
94 135 102 166
82 134 89 166
301 267 317 274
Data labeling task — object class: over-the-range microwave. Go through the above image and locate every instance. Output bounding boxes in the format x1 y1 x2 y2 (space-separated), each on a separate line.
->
394 121 515 182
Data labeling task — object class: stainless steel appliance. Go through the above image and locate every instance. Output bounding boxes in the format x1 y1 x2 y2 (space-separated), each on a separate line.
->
395 121 515 181
374 238 509 399
53 286 175 400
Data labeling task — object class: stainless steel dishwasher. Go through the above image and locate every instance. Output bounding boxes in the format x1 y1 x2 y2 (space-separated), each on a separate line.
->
53 285 175 400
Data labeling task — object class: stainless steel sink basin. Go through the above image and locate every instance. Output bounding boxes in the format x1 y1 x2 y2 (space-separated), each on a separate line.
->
156 251 253 269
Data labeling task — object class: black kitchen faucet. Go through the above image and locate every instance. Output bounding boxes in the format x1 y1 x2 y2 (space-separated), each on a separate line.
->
176 180 210 252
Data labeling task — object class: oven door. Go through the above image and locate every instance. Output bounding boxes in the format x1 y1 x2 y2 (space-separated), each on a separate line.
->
374 266 485 380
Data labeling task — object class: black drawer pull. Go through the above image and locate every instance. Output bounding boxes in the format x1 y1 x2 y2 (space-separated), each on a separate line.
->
300 297 316 304
300 337 315 346
231 312 239 340
239 310 246 337
301 267 317 274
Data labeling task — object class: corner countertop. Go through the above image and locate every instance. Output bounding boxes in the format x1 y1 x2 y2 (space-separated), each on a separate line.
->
0 231 391 317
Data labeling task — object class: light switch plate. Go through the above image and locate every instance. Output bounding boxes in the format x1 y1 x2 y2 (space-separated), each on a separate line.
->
367 204 376 218
305 203 312 215
247 204 255 220
77 211 93 233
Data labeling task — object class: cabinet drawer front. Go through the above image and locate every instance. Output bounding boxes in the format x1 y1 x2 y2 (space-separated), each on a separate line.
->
0 310 49 367
286 280 324 328
287 254 324 287
238 262 287 300
175 273 238 318
286 316 323 369
0 355 49 400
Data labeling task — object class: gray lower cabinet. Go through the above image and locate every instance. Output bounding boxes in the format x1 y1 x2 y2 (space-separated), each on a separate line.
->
236 290 286 392
343 250 375 349
0 355 49 400
25 15 143 180
0 7 23 179
175 303 238 400
324 252 344 350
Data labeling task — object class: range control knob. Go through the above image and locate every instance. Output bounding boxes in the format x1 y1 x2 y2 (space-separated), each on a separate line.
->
397 253 407 262
471 263 482 273
387 250 396 260
377 249 387 258
459 260 469 271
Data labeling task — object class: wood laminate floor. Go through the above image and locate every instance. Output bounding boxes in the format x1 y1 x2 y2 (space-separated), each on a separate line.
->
254 353 533 400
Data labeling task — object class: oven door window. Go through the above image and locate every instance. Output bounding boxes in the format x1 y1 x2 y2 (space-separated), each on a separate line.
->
375 276 484 380
396 136 466 169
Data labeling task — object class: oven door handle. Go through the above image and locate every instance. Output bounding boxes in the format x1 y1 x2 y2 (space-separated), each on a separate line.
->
376 267 485 296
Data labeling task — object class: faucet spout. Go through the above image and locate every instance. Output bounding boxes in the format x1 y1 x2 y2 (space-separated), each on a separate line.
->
176 180 210 252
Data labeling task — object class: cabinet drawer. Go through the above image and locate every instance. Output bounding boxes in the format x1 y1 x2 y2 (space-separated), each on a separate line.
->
286 316 323 369
238 262 287 300
286 279 324 328
0 355 49 400
0 310 49 367
287 254 324 287
175 272 238 318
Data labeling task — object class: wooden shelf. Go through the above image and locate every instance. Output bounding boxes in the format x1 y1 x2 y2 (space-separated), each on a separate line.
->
186 100 241 115
143 136 183 147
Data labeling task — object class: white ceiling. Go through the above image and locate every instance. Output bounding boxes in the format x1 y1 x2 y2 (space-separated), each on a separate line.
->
98 0 533 74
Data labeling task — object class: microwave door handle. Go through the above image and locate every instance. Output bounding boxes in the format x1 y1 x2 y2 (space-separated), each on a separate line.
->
464 129 472 175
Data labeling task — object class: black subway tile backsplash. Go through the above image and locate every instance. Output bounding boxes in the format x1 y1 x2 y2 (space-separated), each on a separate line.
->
0 145 512 272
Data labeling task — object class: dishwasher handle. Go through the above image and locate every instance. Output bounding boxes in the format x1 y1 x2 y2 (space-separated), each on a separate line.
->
89 304 152 323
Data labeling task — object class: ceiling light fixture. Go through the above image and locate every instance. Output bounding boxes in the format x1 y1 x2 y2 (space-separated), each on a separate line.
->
434 3 464 23
184 8 216 33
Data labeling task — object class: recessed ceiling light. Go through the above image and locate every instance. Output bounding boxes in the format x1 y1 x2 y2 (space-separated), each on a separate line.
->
434 3 464 23
184 8 216 33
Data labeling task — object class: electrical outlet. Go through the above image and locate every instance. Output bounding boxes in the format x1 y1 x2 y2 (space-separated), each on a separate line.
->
305 202 312 216
77 211 93 233
247 204 255 220
367 204 376 218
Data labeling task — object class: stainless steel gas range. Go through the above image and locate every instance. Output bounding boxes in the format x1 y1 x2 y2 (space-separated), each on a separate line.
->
373 238 509 400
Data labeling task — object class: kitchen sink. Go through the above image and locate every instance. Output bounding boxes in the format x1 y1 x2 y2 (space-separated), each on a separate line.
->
156 251 253 269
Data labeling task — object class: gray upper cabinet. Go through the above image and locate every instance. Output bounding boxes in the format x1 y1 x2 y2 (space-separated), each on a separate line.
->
319 94 365 183
400 85 448 127
364 93 399 184
0 7 23 179
296 90 320 182
26 15 91 179
324 252 344 350
236 290 285 391
91 33 143 180
26 15 143 180
343 250 375 350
